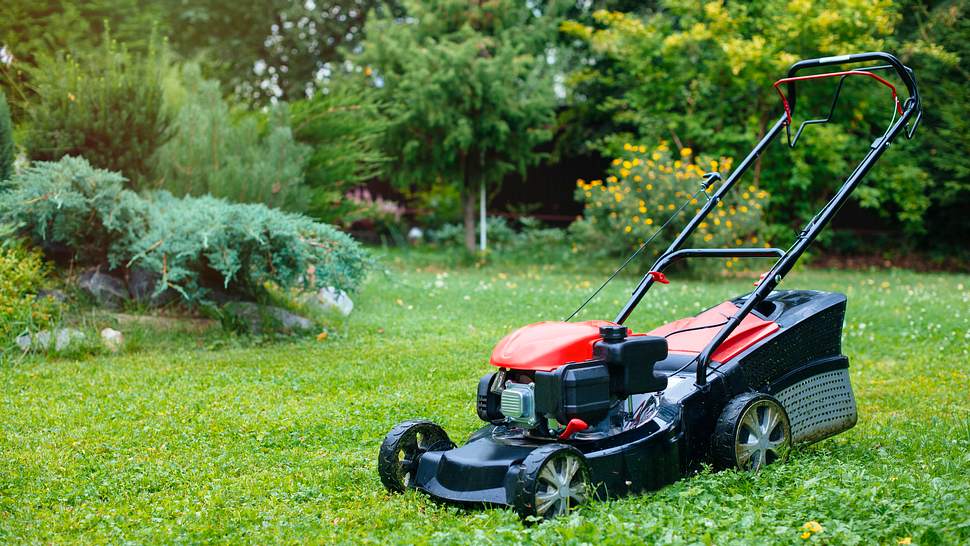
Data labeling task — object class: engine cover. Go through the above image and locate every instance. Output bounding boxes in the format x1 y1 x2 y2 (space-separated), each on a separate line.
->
489 320 621 371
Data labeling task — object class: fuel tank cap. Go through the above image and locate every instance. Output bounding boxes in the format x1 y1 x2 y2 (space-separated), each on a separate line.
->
599 325 628 343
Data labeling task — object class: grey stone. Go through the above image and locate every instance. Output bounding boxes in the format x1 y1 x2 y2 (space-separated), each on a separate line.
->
301 286 354 317
127 268 178 307
78 269 128 308
36 289 69 303
222 302 314 334
15 328 85 352
15 333 31 351
100 328 124 352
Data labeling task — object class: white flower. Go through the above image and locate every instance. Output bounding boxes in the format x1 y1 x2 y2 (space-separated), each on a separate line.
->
0 45 13 65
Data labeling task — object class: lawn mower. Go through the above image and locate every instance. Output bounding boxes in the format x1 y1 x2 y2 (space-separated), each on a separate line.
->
378 52 921 520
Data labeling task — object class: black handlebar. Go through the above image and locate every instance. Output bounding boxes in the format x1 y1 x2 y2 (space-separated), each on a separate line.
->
785 51 920 117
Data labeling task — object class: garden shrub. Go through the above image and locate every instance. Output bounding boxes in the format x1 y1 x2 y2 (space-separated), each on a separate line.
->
0 157 370 302
0 156 146 265
125 192 371 300
290 76 388 223
572 142 768 269
0 241 59 357
23 33 171 186
153 64 310 211
0 89 13 183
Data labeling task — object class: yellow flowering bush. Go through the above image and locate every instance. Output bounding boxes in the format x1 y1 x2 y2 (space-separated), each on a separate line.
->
572 142 769 269
0 243 59 354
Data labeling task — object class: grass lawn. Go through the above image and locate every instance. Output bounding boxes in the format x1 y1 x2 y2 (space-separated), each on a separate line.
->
2 251 968 544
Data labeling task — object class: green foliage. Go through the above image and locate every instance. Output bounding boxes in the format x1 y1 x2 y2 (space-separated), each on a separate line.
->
0 156 145 265
0 257 967 542
290 76 389 222
0 241 59 358
0 89 12 182
0 156 370 302
572 142 767 263
153 64 310 211
897 0 970 247
562 1 932 239
126 192 371 300
164 0 392 102
359 0 564 249
23 33 172 186
0 1 167 120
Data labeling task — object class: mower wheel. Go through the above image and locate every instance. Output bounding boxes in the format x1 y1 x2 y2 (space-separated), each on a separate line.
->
512 444 591 521
378 420 453 493
712 392 792 471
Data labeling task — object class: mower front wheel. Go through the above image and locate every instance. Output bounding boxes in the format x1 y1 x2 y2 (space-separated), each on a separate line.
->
378 420 453 493
511 444 591 521
712 392 792 471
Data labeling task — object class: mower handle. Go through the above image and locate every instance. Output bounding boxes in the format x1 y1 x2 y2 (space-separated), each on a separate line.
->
784 52 920 119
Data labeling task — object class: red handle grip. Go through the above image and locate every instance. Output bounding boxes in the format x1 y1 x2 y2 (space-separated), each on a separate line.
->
773 70 904 125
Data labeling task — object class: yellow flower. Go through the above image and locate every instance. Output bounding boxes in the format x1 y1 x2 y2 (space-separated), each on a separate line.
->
645 218 653 225
576 178 585 187
607 176 618 183
622 160 632 169
623 143 633 151
898 538 912 545
651 152 661 161
633 175 642 182
624 225 632 233
612 158 622 166
680 147 692 157
614 193 623 202
667 204 675 210
739 205 749 212
638 145 646 153
620 169 630 177
800 531 811 540
802 521 823 534
646 183 653 190
639 206 647 213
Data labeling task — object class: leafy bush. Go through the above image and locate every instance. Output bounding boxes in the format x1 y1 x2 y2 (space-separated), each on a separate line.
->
572 142 767 268
0 89 13 182
0 241 59 357
562 2 927 237
126 192 371 300
290 76 388 223
0 157 370 302
23 34 171 186
153 64 310 210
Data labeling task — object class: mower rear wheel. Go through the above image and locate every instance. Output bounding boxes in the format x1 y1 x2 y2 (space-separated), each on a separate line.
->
512 444 591 520
378 420 452 493
713 392 791 471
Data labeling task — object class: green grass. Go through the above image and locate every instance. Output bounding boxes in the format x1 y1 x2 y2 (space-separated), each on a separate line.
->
1 252 968 544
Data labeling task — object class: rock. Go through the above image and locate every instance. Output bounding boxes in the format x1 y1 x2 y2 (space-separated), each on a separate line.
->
100 328 124 352
15 328 85 352
15 333 31 351
54 328 84 351
36 289 69 303
127 268 178 307
407 226 424 244
222 302 314 334
78 268 128 308
301 286 354 317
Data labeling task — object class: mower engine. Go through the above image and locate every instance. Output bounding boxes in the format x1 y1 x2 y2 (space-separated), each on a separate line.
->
478 323 669 437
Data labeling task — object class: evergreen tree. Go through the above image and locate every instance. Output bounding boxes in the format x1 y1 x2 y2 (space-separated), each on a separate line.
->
359 0 564 251
0 90 12 183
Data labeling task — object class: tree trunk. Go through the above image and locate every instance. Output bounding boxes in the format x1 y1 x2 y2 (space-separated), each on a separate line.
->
463 181 477 252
